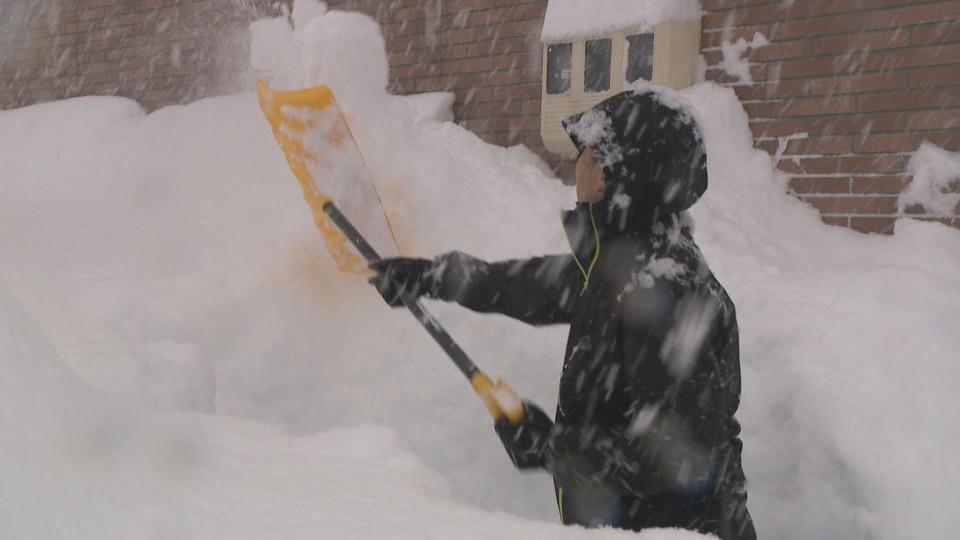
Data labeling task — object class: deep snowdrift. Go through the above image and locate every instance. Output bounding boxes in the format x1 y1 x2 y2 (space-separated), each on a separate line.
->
2 279 692 540
1 2 958 539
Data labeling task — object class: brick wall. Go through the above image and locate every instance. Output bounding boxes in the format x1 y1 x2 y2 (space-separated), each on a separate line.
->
701 0 960 233
0 0 278 112
4 0 959 232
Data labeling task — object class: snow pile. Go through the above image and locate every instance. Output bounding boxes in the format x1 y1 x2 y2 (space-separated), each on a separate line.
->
681 83 960 539
718 33 769 86
1 1 959 539
900 141 960 216
4 280 687 540
542 0 702 42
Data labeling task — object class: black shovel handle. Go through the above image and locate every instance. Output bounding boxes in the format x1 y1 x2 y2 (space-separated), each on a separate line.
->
321 202 524 425
322 202 480 380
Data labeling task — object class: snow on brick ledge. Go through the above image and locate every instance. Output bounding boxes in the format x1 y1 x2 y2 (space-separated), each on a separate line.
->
542 0 702 42
900 142 960 217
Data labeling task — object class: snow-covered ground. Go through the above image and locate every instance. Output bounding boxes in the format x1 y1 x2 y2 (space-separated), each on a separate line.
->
2 3 959 539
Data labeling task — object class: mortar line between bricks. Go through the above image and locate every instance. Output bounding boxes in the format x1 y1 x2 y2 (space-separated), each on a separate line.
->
735 82 960 100
704 43 960 72
800 193 901 198
702 31 960 54
742 105 960 121
778 172 911 178
701 0 950 28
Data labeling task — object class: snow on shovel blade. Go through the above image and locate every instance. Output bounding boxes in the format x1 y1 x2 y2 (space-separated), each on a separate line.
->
256 80 397 273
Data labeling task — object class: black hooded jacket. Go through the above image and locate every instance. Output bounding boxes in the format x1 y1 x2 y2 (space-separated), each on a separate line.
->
423 90 755 539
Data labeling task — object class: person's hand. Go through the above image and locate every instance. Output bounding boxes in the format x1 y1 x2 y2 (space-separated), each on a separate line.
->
368 257 434 307
495 401 554 470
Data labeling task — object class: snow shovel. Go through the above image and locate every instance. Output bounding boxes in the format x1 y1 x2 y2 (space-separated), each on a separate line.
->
256 80 525 425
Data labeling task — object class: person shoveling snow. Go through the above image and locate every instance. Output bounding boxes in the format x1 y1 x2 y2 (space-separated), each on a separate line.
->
369 89 756 539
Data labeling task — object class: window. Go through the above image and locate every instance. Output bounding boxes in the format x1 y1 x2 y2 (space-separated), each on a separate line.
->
546 43 572 95
625 33 654 83
584 38 611 93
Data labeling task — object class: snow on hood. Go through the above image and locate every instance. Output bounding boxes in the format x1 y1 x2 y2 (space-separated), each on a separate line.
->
542 0 702 42
562 86 707 232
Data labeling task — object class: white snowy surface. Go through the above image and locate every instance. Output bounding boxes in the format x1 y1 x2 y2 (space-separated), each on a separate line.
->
542 0 702 42
1 279 686 540
2 2 959 539
718 33 769 86
900 141 960 216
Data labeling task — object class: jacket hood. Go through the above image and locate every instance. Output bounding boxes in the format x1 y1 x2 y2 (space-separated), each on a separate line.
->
562 88 708 235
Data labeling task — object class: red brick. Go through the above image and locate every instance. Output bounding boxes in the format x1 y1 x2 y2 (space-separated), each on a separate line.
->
520 98 542 115
905 110 960 130
750 40 811 62
811 29 910 56
741 100 782 119
854 131 960 153
802 196 899 215
768 14 862 41
455 86 493 104
702 50 724 67
752 140 776 154
850 217 896 234
704 64 767 85
778 155 909 175
862 2 960 30
702 5 786 28
822 215 851 227
414 77 442 93
911 21 960 46
788 176 852 194
734 80 808 100
702 0 777 10
807 72 909 96
492 52 537 71
393 63 441 79
782 95 858 117
863 44 960 71
851 176 911 194
860 88 960 113
456 4 547 28
784 136 853 155
752 112 916 138
388 50 418 66
491 83 540 101
910 65 960 89
773 55 864 80
701 26 772 48
815 0 930 16
464 37 531 57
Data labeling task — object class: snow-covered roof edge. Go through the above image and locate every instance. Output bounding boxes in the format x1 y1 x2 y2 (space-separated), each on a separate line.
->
542 0 702 42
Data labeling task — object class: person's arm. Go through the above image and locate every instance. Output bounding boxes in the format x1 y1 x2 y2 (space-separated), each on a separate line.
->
370 251 580 326
428 251 579 326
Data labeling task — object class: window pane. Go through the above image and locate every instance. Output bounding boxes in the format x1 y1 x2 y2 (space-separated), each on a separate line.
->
626 34 654 83
546 43 572 95
584 38 611 93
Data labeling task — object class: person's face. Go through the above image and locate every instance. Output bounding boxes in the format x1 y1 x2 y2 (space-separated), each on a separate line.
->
575 149 605 203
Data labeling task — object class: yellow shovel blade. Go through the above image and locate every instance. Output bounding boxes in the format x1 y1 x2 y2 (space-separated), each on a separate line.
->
257 80 370 273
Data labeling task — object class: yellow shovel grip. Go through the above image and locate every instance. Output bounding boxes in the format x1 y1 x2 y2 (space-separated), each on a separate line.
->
470 372 525 425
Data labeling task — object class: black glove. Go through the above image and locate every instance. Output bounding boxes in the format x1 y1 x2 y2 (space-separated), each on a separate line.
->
368 257 435 307
495 401 555 470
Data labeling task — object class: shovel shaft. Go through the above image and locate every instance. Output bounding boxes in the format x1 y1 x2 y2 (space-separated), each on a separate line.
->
321 202 480 380
321 202 524 425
